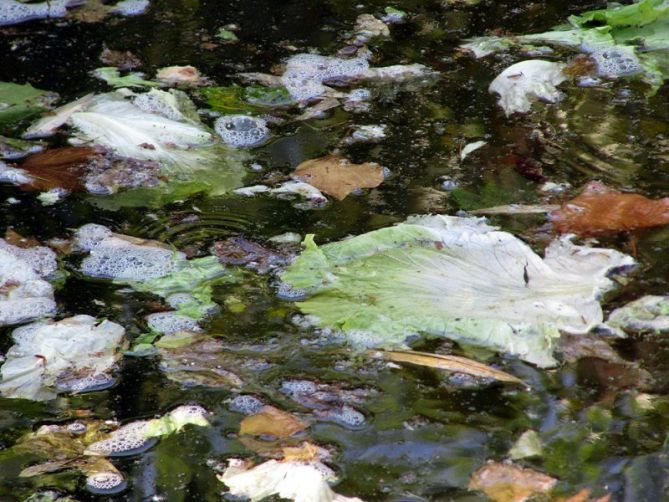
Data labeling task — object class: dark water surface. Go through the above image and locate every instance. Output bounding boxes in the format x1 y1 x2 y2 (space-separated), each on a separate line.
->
2 0 669 500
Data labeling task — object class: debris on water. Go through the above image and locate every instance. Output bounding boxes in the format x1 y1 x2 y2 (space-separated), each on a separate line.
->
100 47 142 71
92 67 160 89
218 458 363 502
155 65 204 87
229 394 266 415
0 0 80 27
292 154 385 200
343 124 387 145
37 188 68 205
460 140 487 161
109 0 150 16
0 315 126 401
602 296 669 337
351 14 390 45
212 236 289 273
280 215 635 367
0 237 57 328
0 135 44 159
489 60 567 116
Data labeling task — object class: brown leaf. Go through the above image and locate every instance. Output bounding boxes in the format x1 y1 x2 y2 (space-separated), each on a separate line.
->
550 181 669 236
292 154 384 200
100 48 142 71
469 462 557 502
4 229 40 248
375 350 524 385
20 146 104 191
239 406 306 439
212 237 288 273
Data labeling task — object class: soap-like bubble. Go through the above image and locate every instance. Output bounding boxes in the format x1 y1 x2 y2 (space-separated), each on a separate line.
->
146 311 202 334
589 47 642 78
282 54 370 101
86 420 156 456
86 471 127 495
314 404 366 429
281 379 318 396
215 115 270 148
229 394 265 415
110 0 150 16
73 224 114 252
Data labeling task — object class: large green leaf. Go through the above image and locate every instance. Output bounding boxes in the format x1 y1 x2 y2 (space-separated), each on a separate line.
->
280 215 634 367
0 82 56 130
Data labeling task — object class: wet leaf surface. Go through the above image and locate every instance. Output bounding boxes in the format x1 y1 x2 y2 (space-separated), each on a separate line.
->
550 181 669 235
239 405 307 439
468 462 557 502
292 154 384 200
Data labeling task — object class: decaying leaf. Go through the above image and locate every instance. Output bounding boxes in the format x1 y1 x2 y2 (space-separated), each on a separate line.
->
280 215 634 367
240 406 307 439
292 154 384 200
212 236 289 273
489 60 567 116
281 442 327 462
218 458 363 502
100 48 142 70
156 65 204 87
19 146 102 191
469 462 557 502
550 181 669 235
373 350 524 384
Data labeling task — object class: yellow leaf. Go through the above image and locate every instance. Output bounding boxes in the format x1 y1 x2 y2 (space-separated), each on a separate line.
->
239 406 306 439
293 155 384 200
469 462 557 502
375 350 525 385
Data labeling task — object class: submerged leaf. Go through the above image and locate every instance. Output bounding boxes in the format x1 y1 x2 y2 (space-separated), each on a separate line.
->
280 215 634 367
292 155 384 200
469 462 557 502
240 406 307 439
374 350 524 384
550 181 669 235
489 60 567 116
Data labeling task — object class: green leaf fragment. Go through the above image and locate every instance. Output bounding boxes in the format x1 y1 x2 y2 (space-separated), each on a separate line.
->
91 67 160 88
0 82 57 130
216 28 239 41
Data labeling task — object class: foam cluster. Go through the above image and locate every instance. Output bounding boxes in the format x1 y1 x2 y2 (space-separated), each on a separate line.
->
589 47 642 77
56 372 116 393
146 311 202 334
0 240 57 327
74 224 185 281
134 89 186 122
85 420 154 456
215 115 269 148
281 379 317 396
315 404 365 428
282 54 370 101
110 0 150 15
85 471 126 494
0 0 70 27
229 394 265 415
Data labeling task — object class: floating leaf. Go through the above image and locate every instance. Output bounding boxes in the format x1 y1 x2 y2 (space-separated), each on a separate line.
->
292 154 384 200
508 430 543 459
216 28 239 42
199 86 264 115
240 406 307 439
469 462 557 502
374 350 524 384
91 67 160 88
550 181 669 235
489 60 567 116
604 295 669 336
19 146 102 191
0 82 57 130
218 458 363 502
155 66 203 87
280 215 634 367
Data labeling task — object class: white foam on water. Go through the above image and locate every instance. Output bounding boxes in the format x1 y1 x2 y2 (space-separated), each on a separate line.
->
215 115 269 148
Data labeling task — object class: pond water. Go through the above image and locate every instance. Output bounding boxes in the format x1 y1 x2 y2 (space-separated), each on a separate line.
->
2 0 669 501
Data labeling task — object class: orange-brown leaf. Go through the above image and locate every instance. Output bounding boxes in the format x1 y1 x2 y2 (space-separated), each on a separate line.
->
281 442 325 462
293 154 384 200
550 181 669 236
375 350 524 384
469 462 557 502
20 146 103 191
239 405 306 439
